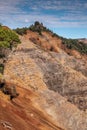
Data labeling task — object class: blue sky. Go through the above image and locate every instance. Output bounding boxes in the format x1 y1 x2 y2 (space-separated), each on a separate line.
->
0 0 87 38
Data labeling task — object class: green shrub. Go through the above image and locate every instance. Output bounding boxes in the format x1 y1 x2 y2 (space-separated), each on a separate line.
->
0 41 10 48
0 64 4 74
0 27 21 49
14 27 28 35
29 21 45 35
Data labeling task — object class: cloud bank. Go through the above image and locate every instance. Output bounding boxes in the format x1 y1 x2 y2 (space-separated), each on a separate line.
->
0 0 87 38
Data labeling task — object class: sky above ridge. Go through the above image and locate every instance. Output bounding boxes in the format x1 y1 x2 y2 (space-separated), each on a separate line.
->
0 0 87 38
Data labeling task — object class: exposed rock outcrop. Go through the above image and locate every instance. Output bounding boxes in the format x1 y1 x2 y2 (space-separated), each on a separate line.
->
1 32 86 130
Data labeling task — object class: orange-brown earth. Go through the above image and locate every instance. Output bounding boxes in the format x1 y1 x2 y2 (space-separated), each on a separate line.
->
0 85 64 130
0 30 87 130
28 30 86 59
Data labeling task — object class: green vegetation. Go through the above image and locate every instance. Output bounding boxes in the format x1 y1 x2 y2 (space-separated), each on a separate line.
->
13 27 28 35
0 64 4 74
0 23 2 27
14 21 50 35
61 38 87 54
0 25 21 49
29 21 43 35
0 24 21 75
29 21 52 35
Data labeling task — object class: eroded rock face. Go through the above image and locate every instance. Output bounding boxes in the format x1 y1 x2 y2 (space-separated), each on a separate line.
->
12 38 87 111
0 47 11 74
0 86 63 130
33 51 87 110
2 33 87 130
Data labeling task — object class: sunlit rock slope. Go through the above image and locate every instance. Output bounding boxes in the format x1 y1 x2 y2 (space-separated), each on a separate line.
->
0 30 87 130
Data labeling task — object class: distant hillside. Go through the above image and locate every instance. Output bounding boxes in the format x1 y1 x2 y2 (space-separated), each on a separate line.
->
78 38 87 45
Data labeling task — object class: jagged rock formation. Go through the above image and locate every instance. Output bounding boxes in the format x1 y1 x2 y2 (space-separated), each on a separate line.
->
0 28 87 130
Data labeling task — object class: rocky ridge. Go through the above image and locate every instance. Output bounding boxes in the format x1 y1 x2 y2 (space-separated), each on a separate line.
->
0 30 87 130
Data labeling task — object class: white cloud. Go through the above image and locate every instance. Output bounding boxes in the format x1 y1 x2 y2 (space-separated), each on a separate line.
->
25 19 29 23
1 12 86 29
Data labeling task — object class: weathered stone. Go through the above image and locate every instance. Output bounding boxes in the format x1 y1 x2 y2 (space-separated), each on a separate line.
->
1 31 87 130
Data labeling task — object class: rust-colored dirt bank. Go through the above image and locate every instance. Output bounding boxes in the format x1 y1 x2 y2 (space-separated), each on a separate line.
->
0 86 63 130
